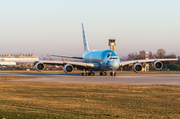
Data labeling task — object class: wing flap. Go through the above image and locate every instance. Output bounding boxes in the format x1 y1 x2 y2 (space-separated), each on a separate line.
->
39 60 95 68
51 55 83 59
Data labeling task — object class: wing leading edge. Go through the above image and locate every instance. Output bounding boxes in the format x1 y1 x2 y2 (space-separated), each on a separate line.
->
120 58 178 66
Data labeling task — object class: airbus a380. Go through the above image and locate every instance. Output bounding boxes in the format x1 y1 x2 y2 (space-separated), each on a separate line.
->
34 24 178 76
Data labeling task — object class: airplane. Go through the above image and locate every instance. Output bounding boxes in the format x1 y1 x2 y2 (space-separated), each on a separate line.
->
33 23 178 76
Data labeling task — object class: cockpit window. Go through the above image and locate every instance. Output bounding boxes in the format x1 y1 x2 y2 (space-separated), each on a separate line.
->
110 57 118 59
107 54 110 58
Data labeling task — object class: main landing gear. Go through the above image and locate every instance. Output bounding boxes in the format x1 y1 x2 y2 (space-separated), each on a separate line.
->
100 71 116 76
82 70 95 76
88 72 95 76
81 70 116 77
100 72 107 76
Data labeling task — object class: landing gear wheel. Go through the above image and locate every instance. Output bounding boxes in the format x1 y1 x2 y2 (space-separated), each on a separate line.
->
110 72 116 77
110 72 113 76
102 72 107 76
91 72 95 76
82 73 87 76
88 72 95 76
100 72 107 76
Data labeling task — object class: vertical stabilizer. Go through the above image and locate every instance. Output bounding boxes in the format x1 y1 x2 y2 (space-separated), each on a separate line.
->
82 23 89 52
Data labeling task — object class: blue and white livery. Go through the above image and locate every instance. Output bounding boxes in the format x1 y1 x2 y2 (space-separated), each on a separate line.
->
34 24 178 76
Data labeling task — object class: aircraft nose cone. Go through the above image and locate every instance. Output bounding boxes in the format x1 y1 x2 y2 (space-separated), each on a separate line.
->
112 60 120 68
108 60 120 69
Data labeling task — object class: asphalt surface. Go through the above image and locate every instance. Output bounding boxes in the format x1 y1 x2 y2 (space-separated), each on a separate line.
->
1 72 180 85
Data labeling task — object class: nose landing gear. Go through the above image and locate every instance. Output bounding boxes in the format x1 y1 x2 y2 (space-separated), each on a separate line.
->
110 69 116 77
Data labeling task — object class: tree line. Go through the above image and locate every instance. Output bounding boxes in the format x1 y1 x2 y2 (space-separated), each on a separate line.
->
126 49 180 71
127 49 177 60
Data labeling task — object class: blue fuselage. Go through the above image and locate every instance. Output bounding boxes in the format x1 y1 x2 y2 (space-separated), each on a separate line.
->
82 50 120 71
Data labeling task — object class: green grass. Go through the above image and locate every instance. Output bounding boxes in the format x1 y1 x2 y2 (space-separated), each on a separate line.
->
0 81 180 118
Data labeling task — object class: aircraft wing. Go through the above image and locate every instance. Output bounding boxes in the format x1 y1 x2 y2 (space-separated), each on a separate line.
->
38 60 95 67
51 55 83 59
2 59 95 68
2 60 37 63
120 58 178 66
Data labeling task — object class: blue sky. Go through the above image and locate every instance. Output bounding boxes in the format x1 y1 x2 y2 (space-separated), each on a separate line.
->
0 0 180 57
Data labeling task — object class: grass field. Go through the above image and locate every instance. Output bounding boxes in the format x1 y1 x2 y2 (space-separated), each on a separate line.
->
0 80 180 119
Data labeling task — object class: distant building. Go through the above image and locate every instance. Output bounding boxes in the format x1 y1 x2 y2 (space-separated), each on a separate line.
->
0 53 39 67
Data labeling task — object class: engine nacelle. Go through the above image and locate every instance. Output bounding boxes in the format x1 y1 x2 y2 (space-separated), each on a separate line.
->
153 61 163 70
63 64 74 73
132 63 143 73
35 62 45 71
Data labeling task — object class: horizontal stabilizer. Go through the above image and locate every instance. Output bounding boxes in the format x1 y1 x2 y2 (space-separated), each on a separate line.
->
51 55 83 59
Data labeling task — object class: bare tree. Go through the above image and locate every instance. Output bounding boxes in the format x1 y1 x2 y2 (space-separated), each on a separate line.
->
138 50 146 59
166 52 176 58
128 52 136 60
149 51 155 59
156 49 166 58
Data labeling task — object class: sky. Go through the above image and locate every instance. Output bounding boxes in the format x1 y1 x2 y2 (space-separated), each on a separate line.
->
0 0 180 58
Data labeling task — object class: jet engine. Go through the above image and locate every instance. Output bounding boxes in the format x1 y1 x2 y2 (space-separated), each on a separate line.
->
132 63 142 73
63 64 74 73
35 62 45 71
153 61 163 70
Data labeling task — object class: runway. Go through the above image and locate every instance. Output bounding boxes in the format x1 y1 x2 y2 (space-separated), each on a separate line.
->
1 72 180 85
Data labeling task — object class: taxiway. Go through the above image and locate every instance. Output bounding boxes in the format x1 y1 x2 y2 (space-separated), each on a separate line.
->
0 73 180 85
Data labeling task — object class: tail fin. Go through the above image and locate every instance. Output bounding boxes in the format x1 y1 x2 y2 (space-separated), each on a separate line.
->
82 23 89 52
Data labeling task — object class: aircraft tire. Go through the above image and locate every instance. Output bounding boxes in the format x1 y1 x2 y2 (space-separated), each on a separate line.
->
82 73 87 76
103 72 107 76
100 72 103 76
110 72 116 76
110 72 113 76
91 72 95 76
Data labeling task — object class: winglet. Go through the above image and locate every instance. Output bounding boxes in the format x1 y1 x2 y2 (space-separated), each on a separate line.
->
82 23 89 52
